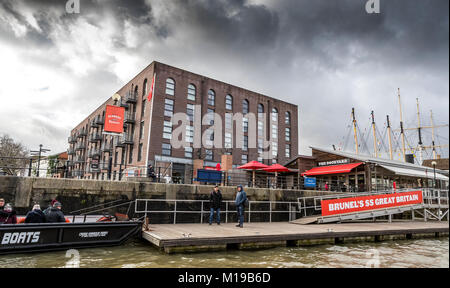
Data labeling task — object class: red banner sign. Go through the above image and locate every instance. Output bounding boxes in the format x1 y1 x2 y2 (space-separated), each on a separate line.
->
104 105 125 134
321 190 423 216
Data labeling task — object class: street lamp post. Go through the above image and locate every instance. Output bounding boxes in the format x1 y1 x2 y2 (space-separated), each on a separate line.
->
107 93 121 181
431 160 437 189
30 144 50 177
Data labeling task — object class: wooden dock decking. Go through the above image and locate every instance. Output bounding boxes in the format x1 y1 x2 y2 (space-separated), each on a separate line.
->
142 221 449 253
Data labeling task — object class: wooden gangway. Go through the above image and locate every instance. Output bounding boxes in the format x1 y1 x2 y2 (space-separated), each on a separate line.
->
142 221 449 253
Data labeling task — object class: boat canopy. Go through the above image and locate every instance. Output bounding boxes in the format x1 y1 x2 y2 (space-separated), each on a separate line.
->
378 164 449 181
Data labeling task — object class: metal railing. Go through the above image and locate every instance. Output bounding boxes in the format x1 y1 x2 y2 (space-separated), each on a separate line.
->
134 199 300 224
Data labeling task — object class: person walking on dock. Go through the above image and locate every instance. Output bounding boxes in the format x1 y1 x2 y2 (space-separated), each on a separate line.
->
235 185 247 228
209 185 222 225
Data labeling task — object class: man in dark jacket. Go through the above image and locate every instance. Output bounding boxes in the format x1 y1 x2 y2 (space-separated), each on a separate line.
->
235 185 247 228
25 204 46 223
43 199 58 215
209 185 222 225
45 202 66 223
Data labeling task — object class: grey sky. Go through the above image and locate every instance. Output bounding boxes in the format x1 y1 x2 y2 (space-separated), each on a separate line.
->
0 0 448 163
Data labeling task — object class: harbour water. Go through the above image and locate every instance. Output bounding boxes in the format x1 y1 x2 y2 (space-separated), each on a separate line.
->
1 238 448 268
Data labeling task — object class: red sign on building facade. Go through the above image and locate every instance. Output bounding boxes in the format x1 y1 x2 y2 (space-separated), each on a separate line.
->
104 105 125 134
321 190 423 216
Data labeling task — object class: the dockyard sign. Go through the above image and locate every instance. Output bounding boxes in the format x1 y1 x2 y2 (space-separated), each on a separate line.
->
104 105 125 134
321 190 423 216
317 159 350 166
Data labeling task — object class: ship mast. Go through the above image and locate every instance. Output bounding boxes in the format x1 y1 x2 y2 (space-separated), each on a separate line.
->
352 108 359 154
430 110 437 160
387 115 393 160
416 98 423 164
371 111 378 157
398 88 406 162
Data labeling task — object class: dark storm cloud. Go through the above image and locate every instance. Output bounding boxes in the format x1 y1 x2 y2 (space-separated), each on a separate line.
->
0 0 448 159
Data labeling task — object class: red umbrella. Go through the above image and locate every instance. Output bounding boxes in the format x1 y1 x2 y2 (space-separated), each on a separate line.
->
237 161 269 187
263 164 290 173
237 161 269 170
263 164 290 188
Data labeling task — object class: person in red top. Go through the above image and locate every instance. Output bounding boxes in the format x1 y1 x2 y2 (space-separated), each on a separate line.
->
0 203 17 224
324 182 329 191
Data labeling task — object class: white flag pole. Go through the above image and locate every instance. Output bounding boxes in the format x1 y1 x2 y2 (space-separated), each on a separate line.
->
145 73 156 173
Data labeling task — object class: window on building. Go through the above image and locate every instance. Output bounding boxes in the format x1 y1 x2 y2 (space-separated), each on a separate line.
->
141 99 146 118
243 136 248 151
129 146 133 163
285 127 290 142
188 84 196 101
138 143 143 162
243 99 249 114
166 78 175 96
114 151 118 167
121 149 125 164
258 103 264 114
285 111 291 125
185 146 193 158
134 85 139 98
164 99 174 117
162 143 171 156
186 125 194 143
143 79 148 97
207 108 214 125
258 138 263 154
208 89 215 106
241 154 248 164
139 121 145 140
272 142 278 157
225 113 232 130
163 121 172 139
205 149 213 161
243 118 248 133
225 132 232 148
272 124 278 139
226 95 233 110
258 156 263 163
258 120 264 137
187 104 195 122
271 108 278 122
205 130 214 147
285 144 291 158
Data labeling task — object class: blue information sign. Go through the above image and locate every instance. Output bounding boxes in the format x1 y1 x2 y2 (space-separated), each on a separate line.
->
304 177 316 188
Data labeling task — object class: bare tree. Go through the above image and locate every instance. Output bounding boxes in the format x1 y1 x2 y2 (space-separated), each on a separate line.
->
0 134 29 176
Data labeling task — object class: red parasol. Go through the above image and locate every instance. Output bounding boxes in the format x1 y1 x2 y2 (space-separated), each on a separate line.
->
237 161 269 187
263 164 290 173
263 164 290 189
237 161 269 170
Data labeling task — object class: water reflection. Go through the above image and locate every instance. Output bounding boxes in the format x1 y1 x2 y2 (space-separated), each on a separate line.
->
1 238 448 268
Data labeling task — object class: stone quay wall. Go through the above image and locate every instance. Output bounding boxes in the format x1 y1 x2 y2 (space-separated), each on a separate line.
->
0 176 337 222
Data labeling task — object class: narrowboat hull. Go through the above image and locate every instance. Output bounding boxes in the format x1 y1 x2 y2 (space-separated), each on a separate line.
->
0 221 142 255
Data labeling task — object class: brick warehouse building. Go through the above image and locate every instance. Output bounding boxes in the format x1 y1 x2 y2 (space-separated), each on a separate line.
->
67 61 298 182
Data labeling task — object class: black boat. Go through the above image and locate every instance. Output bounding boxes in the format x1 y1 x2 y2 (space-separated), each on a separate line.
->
0 220 142 255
